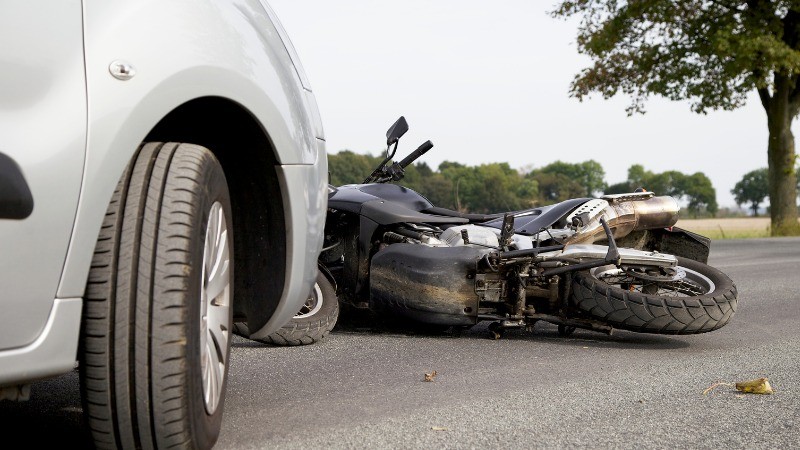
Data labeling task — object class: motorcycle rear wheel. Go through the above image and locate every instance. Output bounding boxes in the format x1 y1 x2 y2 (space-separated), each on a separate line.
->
570 256 737 334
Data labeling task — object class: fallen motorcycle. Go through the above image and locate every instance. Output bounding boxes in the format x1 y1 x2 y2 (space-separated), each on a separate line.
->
260 117 737 344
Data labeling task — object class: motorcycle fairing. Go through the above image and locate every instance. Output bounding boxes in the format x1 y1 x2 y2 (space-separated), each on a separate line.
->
330 183 466 225
612 227 712 264
331 184 591 233
357 184 434 211
481 198 591 235
329 183 436 215
360 200 468 226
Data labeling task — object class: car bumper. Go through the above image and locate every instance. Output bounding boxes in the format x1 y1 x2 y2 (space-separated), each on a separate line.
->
0 298 82 386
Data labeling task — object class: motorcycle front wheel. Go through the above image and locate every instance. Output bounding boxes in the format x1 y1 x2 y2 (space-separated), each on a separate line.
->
259 271 339 346
570 256 737 334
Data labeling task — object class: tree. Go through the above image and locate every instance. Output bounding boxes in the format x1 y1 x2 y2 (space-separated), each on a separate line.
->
731 168 770 215
327 152 542 213
529 172 586 203
530 160 607 197
607 164 718 217
439 162 539 213
604 180 633 195
679 172 719 217
553 1 800 235
327 150 382 186
622 164 683 197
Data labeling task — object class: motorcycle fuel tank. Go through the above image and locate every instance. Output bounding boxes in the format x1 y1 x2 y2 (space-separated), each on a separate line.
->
329 183 433 213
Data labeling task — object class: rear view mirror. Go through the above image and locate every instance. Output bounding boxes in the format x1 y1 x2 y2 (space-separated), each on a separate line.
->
386 116 409 146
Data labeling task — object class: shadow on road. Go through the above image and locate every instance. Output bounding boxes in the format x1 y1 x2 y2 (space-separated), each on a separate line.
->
229 316 693 351
0 370 91 447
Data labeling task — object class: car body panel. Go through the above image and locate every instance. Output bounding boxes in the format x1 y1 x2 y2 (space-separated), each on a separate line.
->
0 299 82 385
0 0 87 350
59 0 321 298
0 0 326 385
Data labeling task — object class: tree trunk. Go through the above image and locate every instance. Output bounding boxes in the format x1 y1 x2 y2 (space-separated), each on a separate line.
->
765 82 800 236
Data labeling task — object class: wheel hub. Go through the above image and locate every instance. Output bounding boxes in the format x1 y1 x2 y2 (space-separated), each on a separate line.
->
200 201 231 415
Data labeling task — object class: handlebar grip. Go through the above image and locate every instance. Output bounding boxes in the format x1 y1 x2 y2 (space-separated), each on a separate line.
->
398 140 434 168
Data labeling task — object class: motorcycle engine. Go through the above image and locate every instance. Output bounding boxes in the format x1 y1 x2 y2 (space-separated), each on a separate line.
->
440 225 499 247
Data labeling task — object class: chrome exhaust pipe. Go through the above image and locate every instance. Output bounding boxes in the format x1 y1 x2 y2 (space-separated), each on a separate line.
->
566 196 680 244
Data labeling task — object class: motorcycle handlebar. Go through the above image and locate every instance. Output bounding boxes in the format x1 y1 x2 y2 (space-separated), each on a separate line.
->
398 140 433 168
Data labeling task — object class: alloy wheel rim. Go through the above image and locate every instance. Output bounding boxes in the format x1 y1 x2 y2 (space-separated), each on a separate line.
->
200 201 231 415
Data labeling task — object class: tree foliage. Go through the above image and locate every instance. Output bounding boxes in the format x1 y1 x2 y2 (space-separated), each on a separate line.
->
330 152 722 217
553 0 800 234
527 160 607 197
731 167 769 215
327 152 615 214
608 164 718 217
327 150 383 186
681 172 720 217
552 0 800 114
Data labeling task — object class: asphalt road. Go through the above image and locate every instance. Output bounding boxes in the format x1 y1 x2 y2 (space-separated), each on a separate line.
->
3 238 799 448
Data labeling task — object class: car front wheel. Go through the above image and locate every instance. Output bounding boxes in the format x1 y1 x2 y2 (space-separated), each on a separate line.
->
79 142 233 449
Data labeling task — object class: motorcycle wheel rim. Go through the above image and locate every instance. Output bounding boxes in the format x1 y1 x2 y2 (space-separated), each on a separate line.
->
294 282 323 319
591 265 715 297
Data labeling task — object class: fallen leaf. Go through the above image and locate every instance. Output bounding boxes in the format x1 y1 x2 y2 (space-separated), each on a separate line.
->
703 378 775 395
735 377 774 395
424 370 438 382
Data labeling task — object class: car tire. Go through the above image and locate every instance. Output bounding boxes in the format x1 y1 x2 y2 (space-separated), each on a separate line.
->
79 142 234 449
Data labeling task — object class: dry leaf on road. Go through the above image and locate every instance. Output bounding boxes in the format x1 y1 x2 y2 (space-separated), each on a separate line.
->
735 377 774 395
703 377 774 395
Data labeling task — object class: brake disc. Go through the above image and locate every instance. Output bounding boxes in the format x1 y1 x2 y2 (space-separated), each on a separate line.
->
623 266 686 282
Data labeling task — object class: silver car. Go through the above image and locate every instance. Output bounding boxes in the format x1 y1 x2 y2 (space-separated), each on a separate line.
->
0 0 327 447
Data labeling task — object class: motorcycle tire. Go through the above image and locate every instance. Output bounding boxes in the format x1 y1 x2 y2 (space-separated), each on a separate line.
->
570 256 737 334
259 271 339 346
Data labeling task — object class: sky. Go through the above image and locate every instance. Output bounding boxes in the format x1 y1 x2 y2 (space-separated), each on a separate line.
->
269 0 798 209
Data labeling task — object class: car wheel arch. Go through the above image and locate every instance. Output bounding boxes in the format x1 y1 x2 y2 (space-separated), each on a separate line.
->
144 96 288 331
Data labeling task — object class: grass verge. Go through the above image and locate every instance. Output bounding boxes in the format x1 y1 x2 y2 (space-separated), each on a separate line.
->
674 217 799 239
